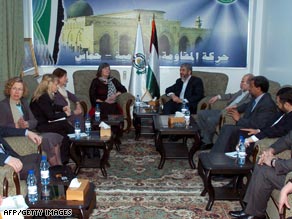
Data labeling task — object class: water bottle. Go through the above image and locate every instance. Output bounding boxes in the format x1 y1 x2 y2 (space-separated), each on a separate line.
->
41 185 50 200
184 107 191 126
135 95 141 107
85 113 91 136
95 103 100 122
40 155 50 185
181 99 187 114
74 119 81 139
238 135 246 166
27 169 38 204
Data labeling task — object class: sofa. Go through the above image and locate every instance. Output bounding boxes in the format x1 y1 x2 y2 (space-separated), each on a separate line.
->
0 74 41 196
160 71 229 112
73 70 135 132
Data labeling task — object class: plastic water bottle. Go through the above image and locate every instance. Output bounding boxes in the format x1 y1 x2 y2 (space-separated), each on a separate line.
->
135 95 141 107
181 99 187 114
27 169 38 204
85 113 91 136
184 107 191 126
74 119 81 139
238 135 246 166
95 103 100 122
40 155 50 185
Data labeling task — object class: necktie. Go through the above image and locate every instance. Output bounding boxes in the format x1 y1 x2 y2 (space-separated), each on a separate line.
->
251 100 256 112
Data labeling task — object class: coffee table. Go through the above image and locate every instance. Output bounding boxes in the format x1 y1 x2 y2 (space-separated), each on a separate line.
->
153 115 200 169
133 105 161 140
69 131 113 177
198 152 253 211
26 182 96 219
92 114 124 151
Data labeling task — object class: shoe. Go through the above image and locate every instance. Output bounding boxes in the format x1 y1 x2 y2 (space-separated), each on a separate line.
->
199 143 213 150
229 210 245 217
238 215 266 219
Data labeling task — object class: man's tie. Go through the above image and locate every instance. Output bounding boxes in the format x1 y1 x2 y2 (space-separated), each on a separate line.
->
251 100 256 112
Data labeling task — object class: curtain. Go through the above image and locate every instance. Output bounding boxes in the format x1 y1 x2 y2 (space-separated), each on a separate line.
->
0 0 24 81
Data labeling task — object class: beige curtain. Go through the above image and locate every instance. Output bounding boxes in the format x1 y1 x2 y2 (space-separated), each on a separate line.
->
0 0 24 81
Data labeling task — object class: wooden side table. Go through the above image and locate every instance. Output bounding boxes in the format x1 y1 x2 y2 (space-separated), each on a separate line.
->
198 152 253 211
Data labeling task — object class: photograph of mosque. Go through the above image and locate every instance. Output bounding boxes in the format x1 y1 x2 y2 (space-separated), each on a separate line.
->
33 0 249 67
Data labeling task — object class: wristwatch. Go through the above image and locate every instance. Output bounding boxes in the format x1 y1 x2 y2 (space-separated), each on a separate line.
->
271 158 277 168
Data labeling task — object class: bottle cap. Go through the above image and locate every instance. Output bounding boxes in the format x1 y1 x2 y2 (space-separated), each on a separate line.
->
28 169 34 174
41 155 47 160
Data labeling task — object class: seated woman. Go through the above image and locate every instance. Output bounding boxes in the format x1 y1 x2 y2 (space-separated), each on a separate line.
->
89 62 127 119
30 74 74 164
52 68 85 131
0 77 63 166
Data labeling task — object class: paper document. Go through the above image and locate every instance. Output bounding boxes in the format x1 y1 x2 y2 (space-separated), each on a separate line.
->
225 151 238 158
48 117 66 123
67 133 88 138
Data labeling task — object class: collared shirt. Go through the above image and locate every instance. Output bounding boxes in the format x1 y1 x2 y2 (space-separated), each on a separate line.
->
251 93 265 112
179 75 192 102
227 90 249 107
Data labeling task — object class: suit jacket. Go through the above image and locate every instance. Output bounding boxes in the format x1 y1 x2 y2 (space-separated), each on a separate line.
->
30 93 67 126
270 131 292 175
0 126 26 165
165 76 204 112
256 111 292 140
0 98 37 129
236 93 278 129
221 90 251 107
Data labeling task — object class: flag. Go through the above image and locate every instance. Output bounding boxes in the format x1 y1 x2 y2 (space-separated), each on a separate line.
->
146 17 160 99
128 19 147 100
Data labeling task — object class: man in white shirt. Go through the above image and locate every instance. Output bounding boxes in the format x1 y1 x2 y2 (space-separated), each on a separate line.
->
163 63 204 114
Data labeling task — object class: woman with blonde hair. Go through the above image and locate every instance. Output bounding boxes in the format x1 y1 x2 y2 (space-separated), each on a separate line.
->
30 74 74 164
0 77 63 166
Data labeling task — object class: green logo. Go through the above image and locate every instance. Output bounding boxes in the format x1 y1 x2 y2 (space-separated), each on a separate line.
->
132 53 146 75
217 0 236 4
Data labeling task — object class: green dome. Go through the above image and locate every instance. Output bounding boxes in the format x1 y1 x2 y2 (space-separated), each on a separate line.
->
67 0 94 18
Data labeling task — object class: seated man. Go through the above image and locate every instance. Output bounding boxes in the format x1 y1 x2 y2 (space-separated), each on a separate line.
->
163 63 204 114
196 73 253 148
229 130 292 219
243 87 292 148
210 76 278 153
0 126 42 180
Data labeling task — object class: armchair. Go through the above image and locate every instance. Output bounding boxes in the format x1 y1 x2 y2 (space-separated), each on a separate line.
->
73 70 135 133
0 137 40 196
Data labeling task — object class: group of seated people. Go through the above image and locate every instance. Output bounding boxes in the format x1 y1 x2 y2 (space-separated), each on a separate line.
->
1 61 292 218
0 62 127 187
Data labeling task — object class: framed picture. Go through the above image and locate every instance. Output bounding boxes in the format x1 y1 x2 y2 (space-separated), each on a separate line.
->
23 38 38 76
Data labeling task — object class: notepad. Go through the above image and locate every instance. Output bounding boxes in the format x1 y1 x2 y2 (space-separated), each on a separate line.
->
225 151 238 158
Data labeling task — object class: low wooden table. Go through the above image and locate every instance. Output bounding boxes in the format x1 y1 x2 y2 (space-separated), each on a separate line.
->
153 115 200 169
198 152 253 211
132 106 160 140
27 182 96 219
92 114 124 151
69 131 113 177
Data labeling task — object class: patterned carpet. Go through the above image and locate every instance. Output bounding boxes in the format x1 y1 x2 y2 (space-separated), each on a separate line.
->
76 132 241 219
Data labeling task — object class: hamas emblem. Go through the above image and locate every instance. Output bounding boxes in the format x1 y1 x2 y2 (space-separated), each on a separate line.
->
217 0 236 4
132 53 146 75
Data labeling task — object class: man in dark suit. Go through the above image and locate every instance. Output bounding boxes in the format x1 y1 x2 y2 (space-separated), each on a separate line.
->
163 63 204 114
197 73 253 147
210 76 278 153
0 126 42 180
229 130 292 219
242 88 292 147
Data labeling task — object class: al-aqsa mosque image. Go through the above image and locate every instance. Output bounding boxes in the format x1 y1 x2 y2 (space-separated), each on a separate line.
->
60 0 211 65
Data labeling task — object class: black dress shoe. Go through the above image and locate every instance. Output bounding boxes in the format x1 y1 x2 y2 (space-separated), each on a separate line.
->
200 143 213 150
229 210 246 217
